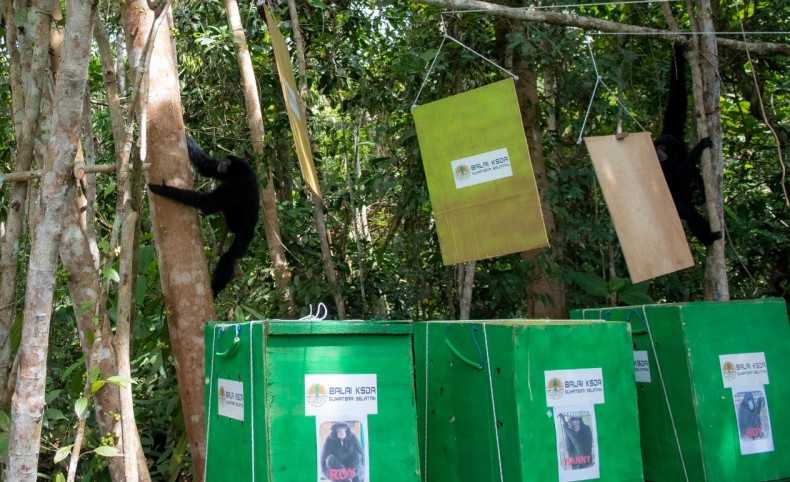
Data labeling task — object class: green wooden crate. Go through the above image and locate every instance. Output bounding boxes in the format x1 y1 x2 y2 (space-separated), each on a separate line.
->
204 320 422 482
571 298 790 482
414 320 643 482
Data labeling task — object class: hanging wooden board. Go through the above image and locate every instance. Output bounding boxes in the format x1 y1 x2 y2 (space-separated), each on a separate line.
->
584 132 694 283
412 79 549 265
265 6 322 198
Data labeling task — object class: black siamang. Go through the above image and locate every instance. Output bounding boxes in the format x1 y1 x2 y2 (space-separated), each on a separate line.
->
149 136 259 297
654 45 721 246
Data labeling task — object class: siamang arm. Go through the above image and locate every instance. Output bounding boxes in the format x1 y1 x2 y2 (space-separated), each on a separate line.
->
661 44 688 141
186 136 227 179
149 183 222 215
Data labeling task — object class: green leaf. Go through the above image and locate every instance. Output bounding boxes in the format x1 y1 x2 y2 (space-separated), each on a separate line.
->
74 397 88 418
91 379 107 395
568 271 610 298
54 445 73 464
103 267 120 284
607 276 628 293
0 410 10 432
53 473 66 482
106 375 133 388
94 445 120 457
45 408 67 422
46 389 62 405
0 432 8 458
619 282 654 305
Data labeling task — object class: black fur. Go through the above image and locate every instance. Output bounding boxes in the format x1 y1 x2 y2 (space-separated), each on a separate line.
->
654 45 722 246
149 136 260 296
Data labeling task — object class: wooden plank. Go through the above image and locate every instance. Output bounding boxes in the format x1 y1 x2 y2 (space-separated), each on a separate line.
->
584 132 694 283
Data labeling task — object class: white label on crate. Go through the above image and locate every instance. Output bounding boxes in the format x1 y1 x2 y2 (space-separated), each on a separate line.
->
554 404 600 482
720 352 769 388
217 378 244 422
451 148 513 189
732 386 774 455
315 416 370 482
545 368 605 407
305 374 378 417
634 351 651 383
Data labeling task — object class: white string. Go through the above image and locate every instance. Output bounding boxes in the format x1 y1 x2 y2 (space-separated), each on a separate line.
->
423 323 430 482
576 37 645 143
203 325 219 482
412 36 447 108
444 33 519 80
482 324 504 482
641 306 690 482
412 15 518 107
249 322 256 482
299 302 329 320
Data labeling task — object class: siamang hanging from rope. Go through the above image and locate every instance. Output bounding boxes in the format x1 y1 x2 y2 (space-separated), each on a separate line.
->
149 136 259 297
654 44 721 246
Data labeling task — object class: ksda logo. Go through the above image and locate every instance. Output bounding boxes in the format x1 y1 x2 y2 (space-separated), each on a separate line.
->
306 383 329 407
547 377 564 400
722 361 737 381
454 164 471 180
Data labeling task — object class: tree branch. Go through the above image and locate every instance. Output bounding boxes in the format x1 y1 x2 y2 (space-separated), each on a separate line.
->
417 0 790 55
3 163 117 182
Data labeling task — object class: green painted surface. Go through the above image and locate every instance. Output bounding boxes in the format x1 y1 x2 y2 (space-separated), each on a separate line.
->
205 321 421 482
572 298 790 482
414 320 643 482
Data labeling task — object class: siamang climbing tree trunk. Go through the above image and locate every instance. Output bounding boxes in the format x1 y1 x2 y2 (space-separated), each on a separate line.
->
687 0 730 300
6 0 96 479
0 0 52 407
224 0 296 316
121 2 215 478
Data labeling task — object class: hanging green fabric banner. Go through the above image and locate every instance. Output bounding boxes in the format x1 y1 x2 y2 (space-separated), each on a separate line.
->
412 79 549 265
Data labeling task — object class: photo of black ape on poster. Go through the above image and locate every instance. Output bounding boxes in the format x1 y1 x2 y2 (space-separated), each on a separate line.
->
316 419 368 482
733 387 774 455
554 406 600 482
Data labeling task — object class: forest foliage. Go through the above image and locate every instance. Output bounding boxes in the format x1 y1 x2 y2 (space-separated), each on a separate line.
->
0 0 788 478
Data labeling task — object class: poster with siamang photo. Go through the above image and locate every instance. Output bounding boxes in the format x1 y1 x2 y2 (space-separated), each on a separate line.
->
553 405 600 482
316 418 369 482
733 386 774 455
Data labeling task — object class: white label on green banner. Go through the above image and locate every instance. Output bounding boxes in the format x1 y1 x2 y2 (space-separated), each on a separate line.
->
634 351 651 383
450 147 513 189
545 368 605 407
305 374 378 417
732 386 774 455
554 404 600 482
217 378 244 421
720 352 769 388
315 417 370 482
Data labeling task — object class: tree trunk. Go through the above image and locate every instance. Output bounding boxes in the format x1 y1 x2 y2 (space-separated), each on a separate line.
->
458 261 476 320
121 3 215 478
512 33 567 318
0 0 52 408
115 211 141 482
224 0 296 316
6 0 96 479
687 0 729 300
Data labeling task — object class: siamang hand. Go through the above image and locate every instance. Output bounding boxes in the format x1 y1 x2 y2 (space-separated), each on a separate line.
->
699 137 713 149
